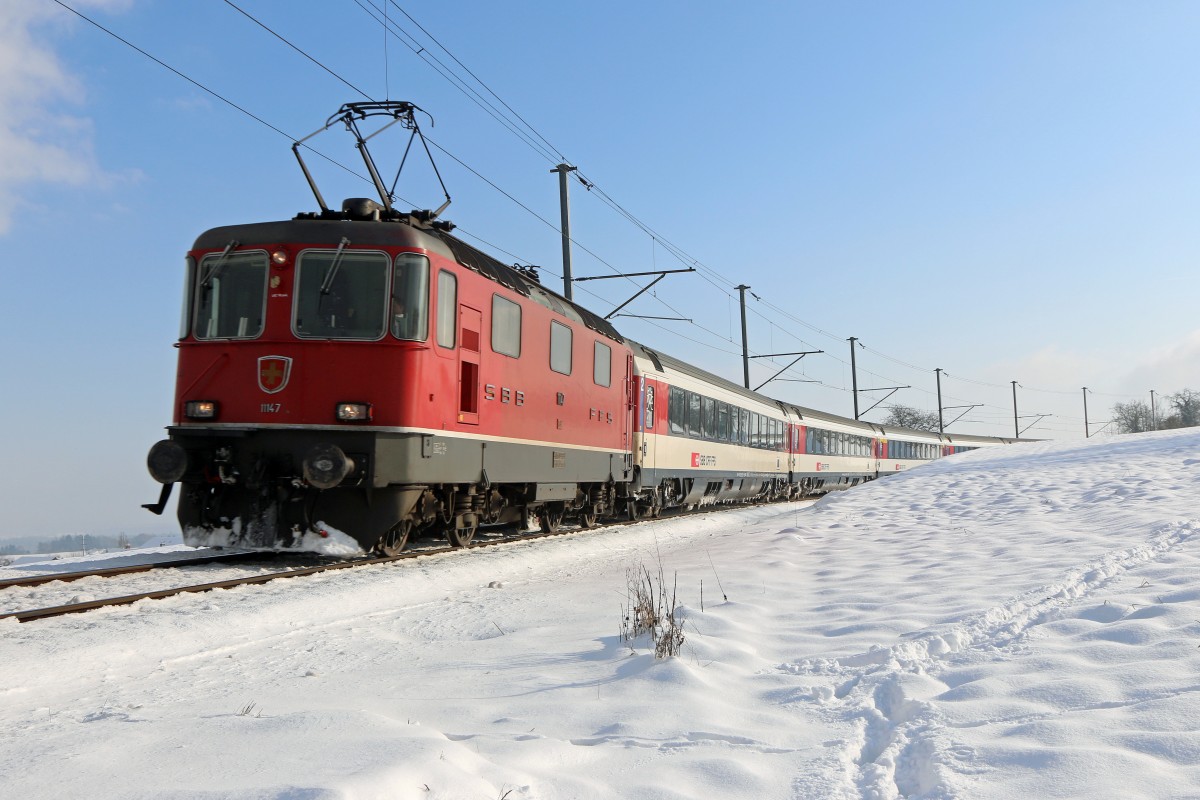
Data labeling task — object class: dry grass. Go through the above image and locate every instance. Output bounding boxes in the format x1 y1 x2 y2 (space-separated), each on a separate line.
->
621 563 685 658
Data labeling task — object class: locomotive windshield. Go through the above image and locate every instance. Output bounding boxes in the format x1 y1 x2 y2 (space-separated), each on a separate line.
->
293 250 429 341
294 250 391 339
194 251 268 339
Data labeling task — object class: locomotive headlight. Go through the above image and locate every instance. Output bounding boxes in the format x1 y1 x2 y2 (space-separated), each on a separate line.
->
185 400 218 419
271 249 289 266
336 402 372 422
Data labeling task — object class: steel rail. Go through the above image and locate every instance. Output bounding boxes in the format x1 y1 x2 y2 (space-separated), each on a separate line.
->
2 499 805 623
0 551 272 590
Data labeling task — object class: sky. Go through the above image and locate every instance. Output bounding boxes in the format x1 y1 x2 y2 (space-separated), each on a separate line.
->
3 429 1200 797
1 0 1199 539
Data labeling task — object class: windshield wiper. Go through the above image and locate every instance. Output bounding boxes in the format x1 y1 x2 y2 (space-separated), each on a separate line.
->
319 237 352 295
199 240 240 288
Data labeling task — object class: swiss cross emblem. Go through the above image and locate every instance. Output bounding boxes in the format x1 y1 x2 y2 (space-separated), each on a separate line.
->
258 356 292 394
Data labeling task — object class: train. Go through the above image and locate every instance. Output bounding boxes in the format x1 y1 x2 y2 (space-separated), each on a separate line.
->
143 193 1018 555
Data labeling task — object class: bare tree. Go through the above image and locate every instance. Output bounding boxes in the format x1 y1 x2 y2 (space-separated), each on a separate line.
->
1112 400 1153 433
1167 389 1200 428
881 405 941 432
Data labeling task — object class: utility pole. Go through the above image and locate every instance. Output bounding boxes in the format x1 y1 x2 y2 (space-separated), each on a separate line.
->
1082 387 1089 438
935 368 944 434
550 163 577 300
1012 381 1019 439
849 337 860 419
1150 390 1157 431
736 285 750 388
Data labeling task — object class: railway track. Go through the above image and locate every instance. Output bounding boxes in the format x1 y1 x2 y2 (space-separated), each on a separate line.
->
0 521 591 623
0 500 809 623
0 550 276 590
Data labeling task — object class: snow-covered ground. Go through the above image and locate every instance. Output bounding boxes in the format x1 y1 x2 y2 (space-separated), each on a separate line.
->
2 429 1198 799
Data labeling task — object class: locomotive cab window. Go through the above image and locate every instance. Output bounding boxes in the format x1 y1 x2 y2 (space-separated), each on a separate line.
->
550 321 572 375
293 249 393 340
195 250 268 340
492 295 522 357
392 253 430 341
179 255 196 340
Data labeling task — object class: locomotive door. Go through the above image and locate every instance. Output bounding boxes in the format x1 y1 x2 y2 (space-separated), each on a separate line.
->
457 305 481 425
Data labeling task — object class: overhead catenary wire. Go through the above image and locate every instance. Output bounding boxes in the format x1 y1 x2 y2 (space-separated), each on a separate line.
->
219 1 1130 410
62 0 1154 425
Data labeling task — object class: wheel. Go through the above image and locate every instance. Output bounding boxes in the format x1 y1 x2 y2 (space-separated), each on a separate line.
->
375 521 411 557
538 502 565 533
626 499 641 521
447 517 478 547
579 506 598 529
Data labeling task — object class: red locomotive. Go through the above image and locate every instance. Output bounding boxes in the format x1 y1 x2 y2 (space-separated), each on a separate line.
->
145 103 1015 554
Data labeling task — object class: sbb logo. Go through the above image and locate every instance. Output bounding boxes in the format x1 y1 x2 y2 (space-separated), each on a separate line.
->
691 452 700 467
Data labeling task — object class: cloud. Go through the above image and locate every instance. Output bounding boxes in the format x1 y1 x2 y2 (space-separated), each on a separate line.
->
0 1 132 234
1118 328 1200 397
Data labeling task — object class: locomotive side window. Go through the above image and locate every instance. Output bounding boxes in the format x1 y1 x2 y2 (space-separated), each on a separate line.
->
668 386 686 435
550 321 572 375
436 269 457 348
195 251 268 340
293 249 391 340
491 295 522 357
392 253 430 341
594 341 611 386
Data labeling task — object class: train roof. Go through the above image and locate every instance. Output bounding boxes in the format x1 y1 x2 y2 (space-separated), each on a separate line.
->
192 214 624 345
627 340 1023 444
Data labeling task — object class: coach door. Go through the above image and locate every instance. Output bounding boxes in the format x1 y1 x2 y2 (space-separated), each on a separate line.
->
640 377 657 473
457 305 481 425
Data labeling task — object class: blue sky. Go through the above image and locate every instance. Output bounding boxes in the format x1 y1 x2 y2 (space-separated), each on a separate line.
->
2 0 1198 540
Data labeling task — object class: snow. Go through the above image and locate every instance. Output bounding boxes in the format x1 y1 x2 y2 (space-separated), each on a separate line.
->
181 520 366 556
2 429 1199 799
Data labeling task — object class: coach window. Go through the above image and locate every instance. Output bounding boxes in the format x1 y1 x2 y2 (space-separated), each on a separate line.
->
688 392 702 437
729 405 739 443
550 321 572 375
700 397 716 440
436 270 457 348
669 386 686 435
195 250 269 340
492 294 522 357
594 340 611 386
